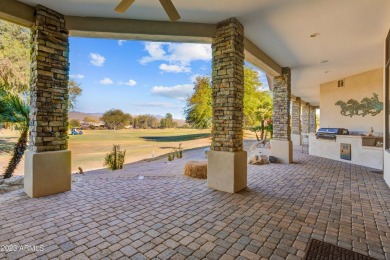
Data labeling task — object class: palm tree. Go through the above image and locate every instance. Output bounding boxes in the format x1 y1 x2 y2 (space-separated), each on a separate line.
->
0 90 29 179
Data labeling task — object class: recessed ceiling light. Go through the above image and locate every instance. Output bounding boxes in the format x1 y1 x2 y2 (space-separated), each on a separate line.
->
320 60 328 64
310 33 320 38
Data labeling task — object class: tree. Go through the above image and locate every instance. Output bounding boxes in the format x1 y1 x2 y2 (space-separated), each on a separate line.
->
160 113 175 129
0 90 29 179
83 116 98 124
184 76 212 129
0 20 30 94
135 114 148 129
184 67 266 130
254 90 273 140
69 119 81 128
165 113 174 128
68 80 83 111
101 109 131 130
160 118 167 129
147 116 159 129
243 66 263 127
133 115 160 129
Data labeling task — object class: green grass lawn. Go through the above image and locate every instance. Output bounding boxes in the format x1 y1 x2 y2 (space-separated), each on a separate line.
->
68 129 213 171
0 128 256 174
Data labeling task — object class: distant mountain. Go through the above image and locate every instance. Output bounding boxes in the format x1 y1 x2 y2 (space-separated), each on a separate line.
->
69 111 103 121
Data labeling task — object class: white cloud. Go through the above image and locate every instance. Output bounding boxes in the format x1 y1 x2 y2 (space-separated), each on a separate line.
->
139 42 211 73
159 64 190 73
90 53 105 67
166 43 212 63
134 102 181 108
139 42 167 65
118 40 126 46
99 78 113 85
151 84 193 100
119 79 137 86
70 74 85 79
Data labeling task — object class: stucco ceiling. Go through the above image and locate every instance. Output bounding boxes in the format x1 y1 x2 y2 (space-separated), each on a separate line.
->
18 0 390 105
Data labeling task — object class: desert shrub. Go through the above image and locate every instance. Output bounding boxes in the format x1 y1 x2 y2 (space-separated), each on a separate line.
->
104 145 126 170
172 143 183 159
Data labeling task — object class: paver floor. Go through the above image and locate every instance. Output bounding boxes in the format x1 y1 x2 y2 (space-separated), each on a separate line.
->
1 145 390 260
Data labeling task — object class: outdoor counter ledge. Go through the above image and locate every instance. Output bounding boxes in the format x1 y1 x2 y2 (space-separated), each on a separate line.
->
308 133 383 170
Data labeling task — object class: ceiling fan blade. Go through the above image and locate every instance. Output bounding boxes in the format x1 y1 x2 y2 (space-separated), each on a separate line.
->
115 0 136 13
159 0 181 22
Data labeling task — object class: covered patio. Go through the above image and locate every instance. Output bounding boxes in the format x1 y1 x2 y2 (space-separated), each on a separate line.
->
1 0 390 259
1 147 390 259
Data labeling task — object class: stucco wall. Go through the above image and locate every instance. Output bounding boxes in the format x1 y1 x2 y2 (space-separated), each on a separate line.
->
384 63 389 187
385 152 390 186
320 68 384 135
309 134 383 170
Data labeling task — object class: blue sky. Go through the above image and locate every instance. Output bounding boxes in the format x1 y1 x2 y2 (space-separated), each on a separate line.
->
69 37 268 119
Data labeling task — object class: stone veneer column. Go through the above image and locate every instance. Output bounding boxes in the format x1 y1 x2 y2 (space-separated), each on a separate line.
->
207 18 247 193
24 5 71 198
270 68 293 163
309 106 317 133
301 103 310 134
291 97 302 145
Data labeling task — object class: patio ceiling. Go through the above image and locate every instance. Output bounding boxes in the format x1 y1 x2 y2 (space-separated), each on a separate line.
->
7 0 390 105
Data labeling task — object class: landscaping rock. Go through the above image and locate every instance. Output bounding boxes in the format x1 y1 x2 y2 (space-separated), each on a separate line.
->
248 155 270 165
269 156 278 163
248 140 271 165
0 176 24 195
72 176 82 183
0 184 21 193
4 176 24 186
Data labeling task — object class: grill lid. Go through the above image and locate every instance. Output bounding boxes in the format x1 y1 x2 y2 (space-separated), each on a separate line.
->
315 128 349 139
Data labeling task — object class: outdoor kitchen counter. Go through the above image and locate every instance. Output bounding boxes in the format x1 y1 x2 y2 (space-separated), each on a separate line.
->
308 134 383 170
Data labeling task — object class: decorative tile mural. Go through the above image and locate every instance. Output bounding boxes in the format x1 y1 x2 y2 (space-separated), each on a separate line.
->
335 93 383 117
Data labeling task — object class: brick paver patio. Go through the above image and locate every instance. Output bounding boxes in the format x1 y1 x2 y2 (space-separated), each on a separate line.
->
1 146 390 260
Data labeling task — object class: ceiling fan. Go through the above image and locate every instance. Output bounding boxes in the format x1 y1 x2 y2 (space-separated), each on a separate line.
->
115 0 181 22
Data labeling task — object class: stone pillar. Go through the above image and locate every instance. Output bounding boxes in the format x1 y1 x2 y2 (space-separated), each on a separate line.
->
309 106 317 133
24 5 71 198
291 97 302 145
270 67 293 164
302 103 310 134
208 18 247 193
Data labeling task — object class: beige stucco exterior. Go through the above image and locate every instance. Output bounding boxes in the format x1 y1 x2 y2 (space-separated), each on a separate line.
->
320 68 384 135
207 150 247 193
24 150 71 198
309 134 383 170
291 134 302 146
270 140 293 164
384 57 390 187
385 152 390 186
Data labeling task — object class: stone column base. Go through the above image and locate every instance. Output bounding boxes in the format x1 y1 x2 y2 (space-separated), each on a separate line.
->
270 140 293 164
24 150 71 198
291 134 302 146
207 150 247 193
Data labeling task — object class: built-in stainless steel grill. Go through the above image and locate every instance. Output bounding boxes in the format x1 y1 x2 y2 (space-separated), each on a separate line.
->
315 128 349 140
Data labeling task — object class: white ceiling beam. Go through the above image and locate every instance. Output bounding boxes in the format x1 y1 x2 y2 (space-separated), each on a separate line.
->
0 0 34 27
65 16 216 43
244 37 282 78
